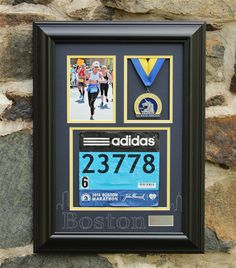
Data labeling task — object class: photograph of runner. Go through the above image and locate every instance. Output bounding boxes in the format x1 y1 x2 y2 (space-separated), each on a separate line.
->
68 56 115 122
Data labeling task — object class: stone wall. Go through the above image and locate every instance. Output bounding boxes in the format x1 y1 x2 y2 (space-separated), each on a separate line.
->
0 0 235 267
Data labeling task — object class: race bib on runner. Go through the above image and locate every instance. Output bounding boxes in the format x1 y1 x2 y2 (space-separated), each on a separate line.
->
89 86 98 93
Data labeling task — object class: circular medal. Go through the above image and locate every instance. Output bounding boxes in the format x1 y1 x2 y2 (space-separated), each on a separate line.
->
134 93 162 118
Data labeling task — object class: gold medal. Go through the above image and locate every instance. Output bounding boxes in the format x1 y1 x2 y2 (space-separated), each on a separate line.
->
134 93 162 118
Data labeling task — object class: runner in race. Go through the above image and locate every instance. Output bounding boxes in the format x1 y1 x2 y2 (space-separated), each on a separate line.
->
100 65 112 106
77 63 86 102
70 64 77 87
86 61 103 120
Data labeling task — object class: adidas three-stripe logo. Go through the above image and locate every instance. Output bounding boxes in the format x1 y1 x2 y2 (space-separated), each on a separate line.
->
83 137 110 146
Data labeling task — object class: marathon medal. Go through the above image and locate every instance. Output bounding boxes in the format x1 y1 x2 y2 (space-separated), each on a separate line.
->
131 58 165 118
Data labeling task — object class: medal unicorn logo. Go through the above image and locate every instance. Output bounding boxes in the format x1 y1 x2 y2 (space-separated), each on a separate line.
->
141 99 155 114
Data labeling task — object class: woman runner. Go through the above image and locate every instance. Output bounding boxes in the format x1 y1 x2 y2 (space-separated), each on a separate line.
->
86 61 103 120
100 65 112 106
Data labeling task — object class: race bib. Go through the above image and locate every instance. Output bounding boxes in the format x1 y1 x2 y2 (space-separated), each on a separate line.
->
78 131 160 207
89 86 98 93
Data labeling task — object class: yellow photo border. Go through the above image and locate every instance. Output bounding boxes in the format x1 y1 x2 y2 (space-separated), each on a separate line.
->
124 55 173 123
67 55 116 123
69 127 171 211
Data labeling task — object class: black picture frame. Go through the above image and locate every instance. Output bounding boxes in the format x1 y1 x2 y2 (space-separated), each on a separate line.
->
33 22 205 253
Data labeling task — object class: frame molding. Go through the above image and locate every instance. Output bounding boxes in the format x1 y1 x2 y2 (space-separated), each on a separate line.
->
33 21 205 253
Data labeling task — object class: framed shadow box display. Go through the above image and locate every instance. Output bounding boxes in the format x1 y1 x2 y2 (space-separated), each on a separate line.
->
33 22 205 253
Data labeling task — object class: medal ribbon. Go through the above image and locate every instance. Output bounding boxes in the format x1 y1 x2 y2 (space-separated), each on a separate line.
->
131 58 165 87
